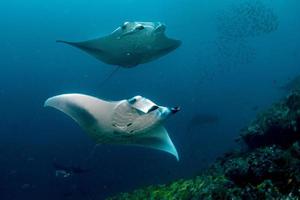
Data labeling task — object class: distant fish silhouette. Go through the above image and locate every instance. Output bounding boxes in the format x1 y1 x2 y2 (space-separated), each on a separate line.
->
45 94 180 160
251 105 260 111
187 114 220 132
57 22 181 67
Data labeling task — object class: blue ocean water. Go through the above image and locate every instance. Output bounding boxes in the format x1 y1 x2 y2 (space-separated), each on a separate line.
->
1 0 300 199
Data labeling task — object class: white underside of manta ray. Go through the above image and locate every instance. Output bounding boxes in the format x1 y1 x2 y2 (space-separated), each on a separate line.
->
44 94 180 160
57 21 181 67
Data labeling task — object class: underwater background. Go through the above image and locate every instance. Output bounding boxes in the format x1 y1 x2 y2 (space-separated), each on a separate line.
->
0 0 300 199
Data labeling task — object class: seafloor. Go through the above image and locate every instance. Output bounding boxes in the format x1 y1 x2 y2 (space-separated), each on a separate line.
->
108 90 300 200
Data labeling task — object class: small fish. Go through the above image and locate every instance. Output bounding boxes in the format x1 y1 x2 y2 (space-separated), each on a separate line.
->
53 161 91 178
252 105 259 111
21 184 31 190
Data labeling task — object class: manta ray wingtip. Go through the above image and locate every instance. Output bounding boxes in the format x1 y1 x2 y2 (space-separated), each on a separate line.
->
56 40 73 45
44 99 49 107
171 149 179 161
56 40 66 43
171 145 179 161
44 96 58 108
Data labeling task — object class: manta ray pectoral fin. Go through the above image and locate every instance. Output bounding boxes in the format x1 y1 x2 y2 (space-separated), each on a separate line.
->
56 40 74 45
134 126 179 161
44 94 115 137
57 39 110 63
56 40 105 54
44 94 100 128
56 40 89 50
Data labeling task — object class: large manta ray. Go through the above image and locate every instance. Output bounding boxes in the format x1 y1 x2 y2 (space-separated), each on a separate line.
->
57 22 181 67
44 94 180 160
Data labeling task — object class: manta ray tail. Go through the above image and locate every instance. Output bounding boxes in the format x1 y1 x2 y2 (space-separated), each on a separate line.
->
98 66 121 87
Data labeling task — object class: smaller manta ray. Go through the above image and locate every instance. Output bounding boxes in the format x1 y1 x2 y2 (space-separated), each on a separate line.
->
187 113 220 133
57 22 181 67
44 94 180 160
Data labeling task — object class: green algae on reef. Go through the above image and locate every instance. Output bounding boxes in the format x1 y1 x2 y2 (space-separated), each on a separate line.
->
108 91 300 200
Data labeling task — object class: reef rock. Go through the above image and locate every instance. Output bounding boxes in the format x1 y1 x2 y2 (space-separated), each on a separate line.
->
239 90 300 150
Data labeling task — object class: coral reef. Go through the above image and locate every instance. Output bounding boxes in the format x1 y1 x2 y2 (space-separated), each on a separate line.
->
239 91 300 149
107 90 300 200
280 75 300 93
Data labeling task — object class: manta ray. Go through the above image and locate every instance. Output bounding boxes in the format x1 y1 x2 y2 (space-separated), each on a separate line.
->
44 94 180 160
57 22 181 67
